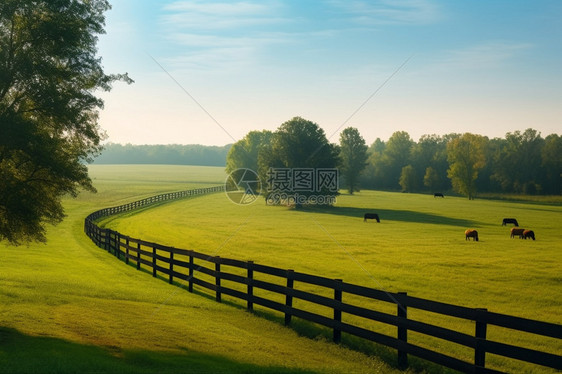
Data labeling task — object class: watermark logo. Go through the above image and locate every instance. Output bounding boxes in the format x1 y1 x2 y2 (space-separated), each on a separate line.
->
266 168 338 205
225 168 261 205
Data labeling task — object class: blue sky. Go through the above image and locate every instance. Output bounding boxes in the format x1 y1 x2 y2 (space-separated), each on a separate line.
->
97 0 562 146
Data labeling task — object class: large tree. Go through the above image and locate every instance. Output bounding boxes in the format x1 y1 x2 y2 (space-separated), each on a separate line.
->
258 117 340 204
0 0 132 244
339 127 368 194
447 133 487 200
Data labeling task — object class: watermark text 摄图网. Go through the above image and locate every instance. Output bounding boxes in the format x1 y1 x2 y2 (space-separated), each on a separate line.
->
266 167 338 206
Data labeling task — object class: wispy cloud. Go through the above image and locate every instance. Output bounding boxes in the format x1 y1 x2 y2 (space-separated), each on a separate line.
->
438 41 533 70
328 0 442 25
158 1 293 71
161 47 256 72
161 0 288 30
167 32 291 48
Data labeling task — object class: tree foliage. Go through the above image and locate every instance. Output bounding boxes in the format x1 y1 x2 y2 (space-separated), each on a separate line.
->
399 165 417 192
339 127 368 194
366 131 414 189
0 0 132 244
423 166 440 192
541 134 562 194
491 129 544 194
447 133 487 199
411 134 450 191
226 130 272 173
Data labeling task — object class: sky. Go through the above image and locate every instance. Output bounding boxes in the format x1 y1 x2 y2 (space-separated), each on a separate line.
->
96 0 562 146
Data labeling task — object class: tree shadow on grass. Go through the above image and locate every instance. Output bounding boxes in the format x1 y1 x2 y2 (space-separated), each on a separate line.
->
0 327 314 374
295 205 478 227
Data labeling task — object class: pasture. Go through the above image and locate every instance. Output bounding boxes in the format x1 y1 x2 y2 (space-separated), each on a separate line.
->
0 165 402 374
96 168 561 373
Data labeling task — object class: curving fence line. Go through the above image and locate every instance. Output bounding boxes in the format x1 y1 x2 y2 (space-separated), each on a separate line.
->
84 187 562 374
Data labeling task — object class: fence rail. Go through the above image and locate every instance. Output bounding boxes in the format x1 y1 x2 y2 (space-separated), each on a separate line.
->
84 186 562 374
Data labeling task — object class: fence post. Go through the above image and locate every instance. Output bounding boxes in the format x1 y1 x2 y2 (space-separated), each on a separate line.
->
114 232 118 256
334 279 343 343
136 242 141 270
285 269 294 326
397 292 408 370
215 256 221 302
152 246 157 277
169 251 174 284
475 308 488 371
104 230 109 251
115 233 120 259
247 261 254 311
125 238 129 265
188 251 194 293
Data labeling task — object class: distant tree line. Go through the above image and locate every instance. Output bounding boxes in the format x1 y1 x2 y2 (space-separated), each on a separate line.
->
226 120 560 199
361 129 561 196
94 143 232 167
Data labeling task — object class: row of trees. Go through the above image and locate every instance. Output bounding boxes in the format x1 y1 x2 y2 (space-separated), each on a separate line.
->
227 120 561 201
362 129 561 197
94 143 231 166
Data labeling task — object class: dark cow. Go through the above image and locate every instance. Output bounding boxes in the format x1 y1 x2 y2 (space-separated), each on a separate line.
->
364 213 380 223
510 227 525 238
523 230 535 240
502 218 519 226
434 192 444 198
465 229 478 241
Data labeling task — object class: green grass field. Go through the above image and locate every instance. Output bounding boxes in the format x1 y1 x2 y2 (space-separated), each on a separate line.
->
95 166 561 373
1 165 407 374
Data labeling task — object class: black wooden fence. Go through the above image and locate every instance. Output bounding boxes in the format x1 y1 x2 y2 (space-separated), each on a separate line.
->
84 186 562 374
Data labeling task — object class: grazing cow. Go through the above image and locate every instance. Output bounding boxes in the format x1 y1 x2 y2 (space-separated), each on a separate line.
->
523 230 535 240
510 227 525 238
465 229 479 241
502 218 519 226
364 213 380 223
434 192 444 198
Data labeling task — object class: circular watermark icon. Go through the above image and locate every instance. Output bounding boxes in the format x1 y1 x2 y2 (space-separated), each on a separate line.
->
225 168 261 205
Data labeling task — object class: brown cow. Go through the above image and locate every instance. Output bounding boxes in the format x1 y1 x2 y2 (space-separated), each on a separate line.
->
523 230 535 240
465 229 478 241
510 227 525 238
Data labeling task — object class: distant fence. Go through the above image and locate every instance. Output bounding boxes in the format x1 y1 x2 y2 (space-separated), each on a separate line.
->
84 187 562 374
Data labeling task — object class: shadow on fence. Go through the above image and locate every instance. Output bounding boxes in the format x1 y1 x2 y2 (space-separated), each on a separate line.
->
84 186 562 374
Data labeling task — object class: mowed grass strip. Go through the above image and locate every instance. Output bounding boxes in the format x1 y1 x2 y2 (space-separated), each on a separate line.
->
1 165 402 374
100 185 562 373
